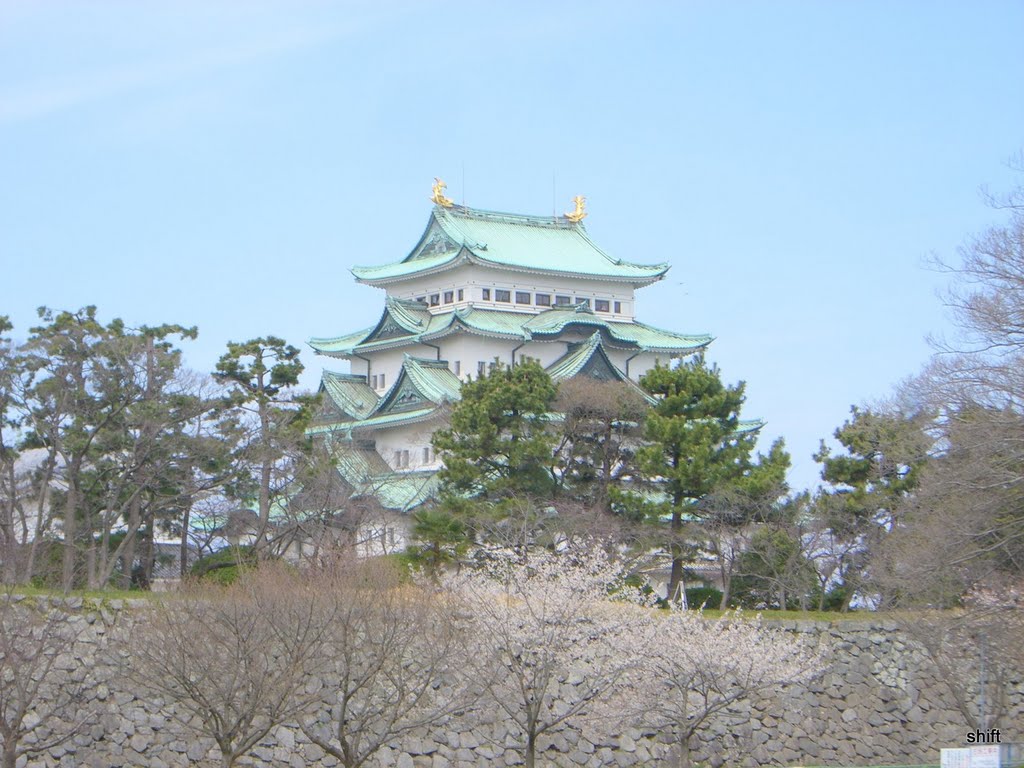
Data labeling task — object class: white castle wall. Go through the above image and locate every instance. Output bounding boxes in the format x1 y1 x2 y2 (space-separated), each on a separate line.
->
380 264 637 321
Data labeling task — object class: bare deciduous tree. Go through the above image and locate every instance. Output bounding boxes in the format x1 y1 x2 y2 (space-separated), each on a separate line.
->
300 558 467 767
127 567 329 768
899 584 1024 734
554 377 647 513
0 592 92 768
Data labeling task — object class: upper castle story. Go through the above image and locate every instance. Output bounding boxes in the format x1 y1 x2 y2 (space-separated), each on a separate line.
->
349 197 670 323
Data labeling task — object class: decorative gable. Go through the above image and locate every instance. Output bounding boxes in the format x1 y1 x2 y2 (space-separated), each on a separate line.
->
410 218 459 260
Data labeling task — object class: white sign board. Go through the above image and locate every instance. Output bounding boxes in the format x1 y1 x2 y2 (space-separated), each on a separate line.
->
942 749 973 768
941 746 1002 768
972 745 1001 768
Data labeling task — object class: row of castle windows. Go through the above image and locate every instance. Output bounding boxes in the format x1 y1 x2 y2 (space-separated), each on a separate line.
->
417 289 621 314
394 446 433 469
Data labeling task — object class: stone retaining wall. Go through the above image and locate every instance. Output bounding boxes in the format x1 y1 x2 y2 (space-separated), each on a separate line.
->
8 601 1023 767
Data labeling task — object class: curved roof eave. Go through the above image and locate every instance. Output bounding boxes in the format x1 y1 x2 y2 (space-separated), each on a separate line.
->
351 249 470 285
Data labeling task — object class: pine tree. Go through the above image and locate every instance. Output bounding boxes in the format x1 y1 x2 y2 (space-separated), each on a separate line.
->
621 357 785 603
432 359 557 499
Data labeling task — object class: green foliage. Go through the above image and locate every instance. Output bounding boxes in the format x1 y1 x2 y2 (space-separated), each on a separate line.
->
16 307 212 590
731 527 817 610
684 586 723 610
616 357 785 602
635 358 752 508
215 337 303 401
815 405 930 529
213 337 311 551
814 405 933 606
189 546 259 585
433 359 558 499
405 508 469 577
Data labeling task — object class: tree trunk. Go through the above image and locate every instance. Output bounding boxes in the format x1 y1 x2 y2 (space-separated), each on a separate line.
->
677 687 693 768
667 507 685 604
718 553 732 609
1 442 18 583
61 461 81 592
25 451 56 585
179 498 191 579
677 731 692 768
85 510 97 589
120 499 139 589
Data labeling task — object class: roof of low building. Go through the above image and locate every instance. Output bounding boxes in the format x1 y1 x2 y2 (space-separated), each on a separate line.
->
350 205 670 286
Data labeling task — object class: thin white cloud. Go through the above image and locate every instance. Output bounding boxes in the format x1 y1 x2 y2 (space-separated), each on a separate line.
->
0 23 347 125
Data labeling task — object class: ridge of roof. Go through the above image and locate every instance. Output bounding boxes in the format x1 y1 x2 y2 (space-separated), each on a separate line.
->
351 205 669 285
437 204 581 230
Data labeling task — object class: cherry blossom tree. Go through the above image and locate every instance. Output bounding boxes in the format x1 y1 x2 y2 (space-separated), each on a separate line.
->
439 546 652 768
635 611 825 768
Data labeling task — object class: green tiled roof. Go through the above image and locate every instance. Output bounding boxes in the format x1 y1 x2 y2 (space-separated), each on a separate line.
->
545 332 612 381
386 296 432 332
333 441 394 481
545 333 656 402
351 206 669 285
320 371 379 420
736 418 765 435
328 441 440 512
400 356 463 403
309 326 374 355
312 355 461 436
372 471 440 511
310 304 711 357
308 407 439 436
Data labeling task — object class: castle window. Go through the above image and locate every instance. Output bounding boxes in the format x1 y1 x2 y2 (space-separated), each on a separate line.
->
495 289 511 303
515 291 531 305
535 293 551 307
454 360 461 376
423 446 431 463
429 294 440 306
371 374 378 389
379 373 385 389
443 290 454 304
482 288 491 300
595 299 610 312
555 295 571 306
477 361 486 376
394 449 410 469
457 289 464 301
614 301 622 313
416 296 427 303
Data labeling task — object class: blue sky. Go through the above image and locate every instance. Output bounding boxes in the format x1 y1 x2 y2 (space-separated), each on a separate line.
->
1 1 1022 491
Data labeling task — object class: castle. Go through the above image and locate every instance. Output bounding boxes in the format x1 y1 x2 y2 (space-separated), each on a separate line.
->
308 184 711 513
